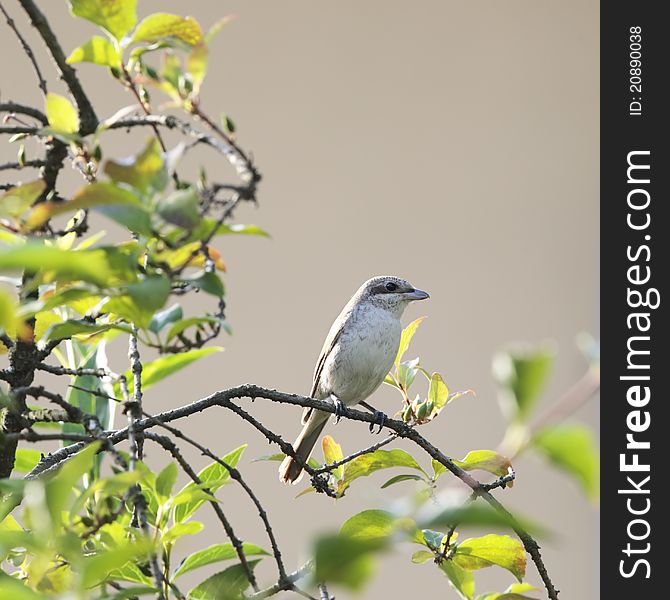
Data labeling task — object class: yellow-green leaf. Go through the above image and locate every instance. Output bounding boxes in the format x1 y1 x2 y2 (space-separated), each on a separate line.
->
0 180 46 220
45 93 79 134
322 435 344 480
453 534 526 581
0 243 112 287
25 182 146 231
454 450 513 482
174 543 268 579
533 423 600 501
69 0 137 41
395 316 425 368
131 13 203 46
66 35 121 67
103 138 166 194
441 560 476 600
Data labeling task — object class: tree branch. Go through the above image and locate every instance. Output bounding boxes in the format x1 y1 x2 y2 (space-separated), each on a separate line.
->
17 0 98 134
0 101 48 125
25 384 560 599
0 1 48 95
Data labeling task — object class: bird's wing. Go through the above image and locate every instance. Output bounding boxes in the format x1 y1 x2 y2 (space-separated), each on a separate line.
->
302 306 354 424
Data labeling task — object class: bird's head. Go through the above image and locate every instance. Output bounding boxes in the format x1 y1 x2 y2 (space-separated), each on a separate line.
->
359 275 430 317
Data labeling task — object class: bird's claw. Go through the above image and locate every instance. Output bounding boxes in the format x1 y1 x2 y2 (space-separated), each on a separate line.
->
332 397 346 423
369 410 387 434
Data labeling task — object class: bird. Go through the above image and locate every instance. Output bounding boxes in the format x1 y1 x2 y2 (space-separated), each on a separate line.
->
279 275 429 484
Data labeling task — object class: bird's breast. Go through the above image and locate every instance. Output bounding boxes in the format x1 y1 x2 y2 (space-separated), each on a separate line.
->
322 307 401 404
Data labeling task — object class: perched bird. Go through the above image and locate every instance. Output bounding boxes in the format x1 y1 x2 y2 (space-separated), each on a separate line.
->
279 275 429 484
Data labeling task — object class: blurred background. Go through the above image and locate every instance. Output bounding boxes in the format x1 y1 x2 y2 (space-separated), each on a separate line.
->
1 1 599 598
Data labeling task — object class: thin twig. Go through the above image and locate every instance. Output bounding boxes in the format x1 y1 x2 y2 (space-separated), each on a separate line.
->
17 0 98 133
313 433 398 475
144 432 259 592
0 1 48 95
0 159 46 171
0 101 48 124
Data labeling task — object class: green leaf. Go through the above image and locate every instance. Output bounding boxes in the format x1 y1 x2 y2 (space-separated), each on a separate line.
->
122 347 223 395
63 342 116 446
339 509 396 541
174 543 268 579
157 188 201 229
397 357 420 390
187 560 260 600
454 450 513 480
432 458 448 480
314 534 386 591
132 13 203 46
420 529 447 551
127 275 171 312
187 43 208 93
0 244 112 286
411 550 434 564
104 295 154 329
321 435 344 480
163 521 204 545
184 220 270 242
340 449 426 493
13 449 43 473
82 539 154 587
45 93 79 134
422 503 545 537
96 203 153 236
149 303 183 334
0 180 46 220
104 138 166 195
184 271 225 297
395 316 425 368
66 35 121 67
165 316 220 342
156 462 178 499
492 346 553 422
44 442 101 526
476 583 540 600
174 444 246 523
25 182 150 235
426 372 450 419
0 576 44 600
453 534 526 581
441 560 476 600
44 319 126 342
533 423 600 501
380 473 424 488
69 0 137 41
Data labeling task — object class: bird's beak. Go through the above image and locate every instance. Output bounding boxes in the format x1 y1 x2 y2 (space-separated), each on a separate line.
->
405 288 430 301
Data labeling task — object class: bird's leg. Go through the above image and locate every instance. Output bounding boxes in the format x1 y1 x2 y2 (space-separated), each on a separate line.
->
330 394 346 423
360 401 387 434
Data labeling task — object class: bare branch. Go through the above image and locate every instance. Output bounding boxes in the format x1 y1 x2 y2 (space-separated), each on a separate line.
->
0 159 46 171
17 0 98 133
0 2 48 95
0 101 48 124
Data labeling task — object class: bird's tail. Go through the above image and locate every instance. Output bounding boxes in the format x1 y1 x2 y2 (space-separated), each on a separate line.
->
279 411 329 484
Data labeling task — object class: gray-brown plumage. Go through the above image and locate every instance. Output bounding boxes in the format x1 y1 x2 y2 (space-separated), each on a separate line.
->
279 275 429 484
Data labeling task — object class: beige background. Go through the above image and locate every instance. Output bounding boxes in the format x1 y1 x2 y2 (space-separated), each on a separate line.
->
1 1 599 598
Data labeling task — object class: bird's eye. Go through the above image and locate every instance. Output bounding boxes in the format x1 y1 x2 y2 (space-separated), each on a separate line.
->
385 282 398 292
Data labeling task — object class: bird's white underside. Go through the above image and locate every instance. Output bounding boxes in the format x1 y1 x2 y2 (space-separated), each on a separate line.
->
316 302 401 405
